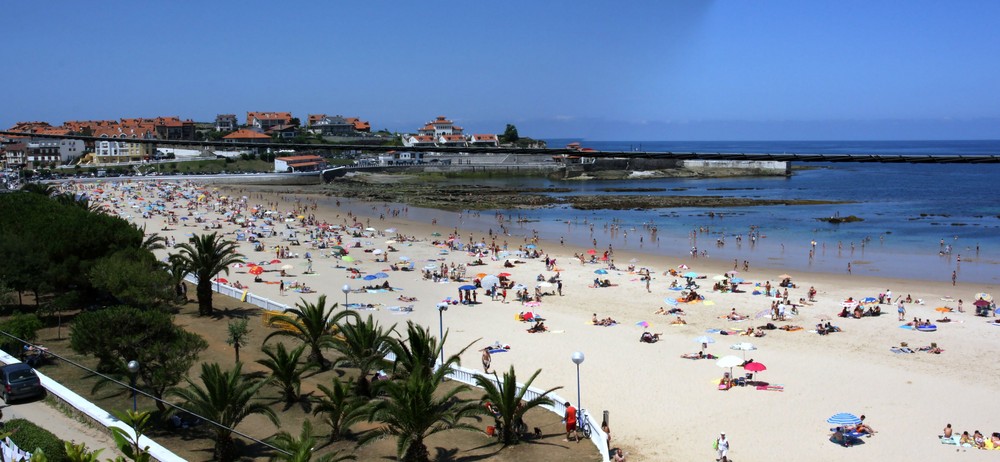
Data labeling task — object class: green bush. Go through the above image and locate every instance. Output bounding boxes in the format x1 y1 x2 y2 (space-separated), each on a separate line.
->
0 313 42 356
6 418 68 461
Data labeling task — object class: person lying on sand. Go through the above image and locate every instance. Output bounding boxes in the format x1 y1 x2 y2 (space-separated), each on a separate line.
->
639 332 661 343
398 295 417 302
726 309 746 321
778 325 803 331
671 317 688 325
681 351 714 359
527 321 548 333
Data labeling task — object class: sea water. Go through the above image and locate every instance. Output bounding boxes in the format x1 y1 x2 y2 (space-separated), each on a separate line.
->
340 140 1000 284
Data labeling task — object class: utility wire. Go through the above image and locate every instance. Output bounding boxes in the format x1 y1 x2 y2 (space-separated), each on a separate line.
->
0 330 292 457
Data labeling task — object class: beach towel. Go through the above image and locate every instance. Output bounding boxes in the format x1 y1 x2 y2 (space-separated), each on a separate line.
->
899 325 915 330
756 385 784 392
488 348 509 354
890 347 915 354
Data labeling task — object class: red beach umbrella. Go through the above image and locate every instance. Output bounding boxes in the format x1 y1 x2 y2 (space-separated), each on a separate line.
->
249 266 264 275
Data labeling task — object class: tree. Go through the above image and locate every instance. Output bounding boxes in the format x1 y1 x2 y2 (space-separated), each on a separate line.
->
88 249 175 311
109 409 154 462
173 232 244 316
225 318 251 363
361 328 481 462
332 314 394 397
500 124 519 144
475 366 559 445
168 362 278 462
387 321 458 380
267 420 355 462
70 306 207 412
264 295 357 371
256 343 317 404
313 377 366 442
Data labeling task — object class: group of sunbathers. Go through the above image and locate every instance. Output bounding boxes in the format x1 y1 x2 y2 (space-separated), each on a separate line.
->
815 322 842 335
832 415 878 446
592 314 617 326
592 278 613 288
839 305 881 318
941 424 1000 449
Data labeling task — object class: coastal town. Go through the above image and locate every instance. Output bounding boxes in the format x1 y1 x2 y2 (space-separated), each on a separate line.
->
0 113 531 180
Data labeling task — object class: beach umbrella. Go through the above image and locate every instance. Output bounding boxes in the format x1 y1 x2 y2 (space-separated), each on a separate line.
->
499 272 512 277
778 274 792 280
637 321 650 328
476 273 488 279
342 256 355 262
373 249 384 255
694 335 715 345
385 228 396 233
525 301 541 308
842 301 858 308
712 275 727 281
363 275 377 281
513 284 527 290
249 266 264 275
861 297 877 304
716 355 743 369
586 249 597 255
677 264 689 270
973 299 991 307
743 362 767 373
594 269 608 275
525 244 537 249
730 342 757 360
399 256 410 261
538 281 554 288
827 413 862 426
975 293 992 302
731 278 745 284
280 264 294 270
726 270 739 276
374 272 389 279
481 275 500 289
664 298 679 306
683 271 699 278
459 284 477 291
214 278 228 284
269 259 282 264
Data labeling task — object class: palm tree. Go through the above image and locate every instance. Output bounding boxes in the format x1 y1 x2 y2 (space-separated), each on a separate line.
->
475 366 560 445
267 420 356 462
361 350 482 462
265 295 357 370
20 182 56 196
174 232 244 316
257 342 318 403
226 318 251 363
168 362 278 462
386 321 446 380
165 254 190 300
313 377 367 442
332 314 394 397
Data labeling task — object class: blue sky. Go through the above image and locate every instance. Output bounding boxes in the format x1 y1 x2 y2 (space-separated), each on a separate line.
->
4 1 1000 140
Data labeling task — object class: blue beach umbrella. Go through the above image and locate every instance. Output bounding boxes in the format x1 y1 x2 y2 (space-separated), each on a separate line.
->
363 275 377 281
683 271 699 278
595 269 608 275
731 278 745 283
374 272 389 278
826 413 861 426
664 298 679 306
459 284 477 291
525 244 537 249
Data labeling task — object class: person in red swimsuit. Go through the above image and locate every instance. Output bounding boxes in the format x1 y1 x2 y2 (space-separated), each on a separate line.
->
563 402 577 442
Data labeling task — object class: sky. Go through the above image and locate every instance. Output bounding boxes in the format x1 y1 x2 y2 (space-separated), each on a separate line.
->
4 1 1000 141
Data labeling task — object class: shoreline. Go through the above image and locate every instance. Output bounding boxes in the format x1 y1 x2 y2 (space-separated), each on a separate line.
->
71 180 1000 461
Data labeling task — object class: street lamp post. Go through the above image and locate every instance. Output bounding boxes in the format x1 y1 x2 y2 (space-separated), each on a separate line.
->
126 359 140 412
437 303 448 366
571 351 585 412
341 284 350 308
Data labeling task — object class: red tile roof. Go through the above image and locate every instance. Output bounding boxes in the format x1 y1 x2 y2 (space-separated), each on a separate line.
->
223 129 271 140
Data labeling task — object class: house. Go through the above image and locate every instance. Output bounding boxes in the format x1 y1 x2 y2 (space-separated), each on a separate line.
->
223 129 272 144
151 117 196 140
265 124 299 139
247 112 293 131
7 121 52 133
308 115 354 136
26 137 84 166
2 143 26 169
274 155 327 173
402 135 436 148
469 134 498 147
438 134 468 147
215 114 238 132
345 117 371 132
417 116 463 137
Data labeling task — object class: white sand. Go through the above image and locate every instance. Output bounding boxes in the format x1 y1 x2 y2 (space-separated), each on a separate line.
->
73 180 1000 461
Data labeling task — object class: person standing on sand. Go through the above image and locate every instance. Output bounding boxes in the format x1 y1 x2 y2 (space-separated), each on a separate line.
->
898 301 906 321
481 348 491 373
715 432 730 462
847 262 852 274
952 270 957 286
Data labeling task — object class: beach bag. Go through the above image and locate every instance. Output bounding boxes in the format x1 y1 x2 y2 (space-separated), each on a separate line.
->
713 439 719 450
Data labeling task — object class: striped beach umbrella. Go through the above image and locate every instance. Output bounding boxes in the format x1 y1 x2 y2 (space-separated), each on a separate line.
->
826 413 861 426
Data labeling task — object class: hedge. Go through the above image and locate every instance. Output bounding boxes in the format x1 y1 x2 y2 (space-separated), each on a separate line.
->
5 418 68 461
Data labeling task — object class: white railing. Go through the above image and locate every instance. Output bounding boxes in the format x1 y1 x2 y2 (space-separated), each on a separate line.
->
1 437 32 461
0 351 185 462
184 275 292 312
199 281 609 461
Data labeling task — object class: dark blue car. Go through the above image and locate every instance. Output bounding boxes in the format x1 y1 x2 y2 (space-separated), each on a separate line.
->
1 363 45 403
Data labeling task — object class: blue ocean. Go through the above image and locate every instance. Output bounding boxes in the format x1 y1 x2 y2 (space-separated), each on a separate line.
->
354 140 1000 284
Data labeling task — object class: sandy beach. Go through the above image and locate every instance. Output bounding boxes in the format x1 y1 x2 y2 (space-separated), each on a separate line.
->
69 180 1000 461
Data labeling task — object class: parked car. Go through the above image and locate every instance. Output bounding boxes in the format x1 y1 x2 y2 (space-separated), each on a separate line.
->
0 363 45 403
